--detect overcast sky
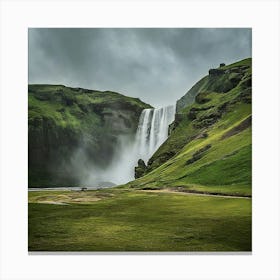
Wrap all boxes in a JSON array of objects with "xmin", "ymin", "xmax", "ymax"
[{"xmin": 29, "ymin": 28, "xmax": 251, "ymax": 107}]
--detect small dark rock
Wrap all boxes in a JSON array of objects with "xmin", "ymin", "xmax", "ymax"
[
  {"xmin": 240, "ymin": 76, "xmax": 252, "ymax": 89},
  {"xmin": 209, "ymin": 68, "xmax": 225, "ymax": 76},
  {"xmin": 168, "ymin": 122, "xmax": 175, "ymax": 135},
  {"xmin": 195, "ymin": 92, "xmax": 211, "ymax": 104},
  {"xmin": 138, "ymin": 159, "xmax": 146, "ymax": 168},
  {"xmin": 218, "ymin": 101, "xmax": 230, "ymax": 113},
  {"xmin": 220, "ymin": 116, "xmax": 252, "ymax": 140},
  {"xmin": 187, "ymin": 108, "xmax": 197, "ymax": 120},
  {"xmin": 195, "ymin": 132, "xmax": 208, "ymax": 139},
  {"xmin": 135, "ymin": 159, "xmax": 147, "ymax": 179},
  {"xmin": 186, "ymin": 144, "xmax": 212, "ymax": 165}
]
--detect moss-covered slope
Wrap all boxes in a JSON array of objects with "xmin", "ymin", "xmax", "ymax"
[
  {"xmin": 28, "ymin": 84, "xmax": 152, "ymax": 187},
  {"xmin": 127, "ymin": 58, "xmax": 252, "ymax": 196}
]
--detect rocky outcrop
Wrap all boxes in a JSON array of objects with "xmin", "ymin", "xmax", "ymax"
[
  {"xmin": 220, "ymin": 116, "xmax": 252, "ymax": 140},
  {"xmin": 135, "ymin": 159, "xmax": 147, "ymax": 179},
  {"xmin": 176, "ymin": 76, "xmax": 208, "ymax": 113},
  {"xmin": 186, "ymin": 144, "xmax": 212, "ymax": 165},
  {"xmin": 177, "ymin": 59, "xmax": 251, "ymax": 113},
  {"xmin": 195, "ymin": 92, "xmax": 211, "ymax": 104},
  {"xmin": 209, "ymin": 68, "xmax": 225, "ymax": 76}
]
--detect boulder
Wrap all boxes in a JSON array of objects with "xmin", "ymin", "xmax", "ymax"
[{"xmin": 135, "ymin": 159, "xmax": 147, "ymax": 179}]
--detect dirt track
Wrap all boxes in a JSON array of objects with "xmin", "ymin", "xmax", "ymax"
[{"xmin": 139, "ymin": 189, "xmax": 251, "ymax": 199}]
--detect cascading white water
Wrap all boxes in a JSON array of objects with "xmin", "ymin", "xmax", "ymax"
[
  {"xmin": 84, "ymin": 104, "xmax": 176, "ymax": 186},
  {"xmin": 135, "ymin": 105, "xmax": 176, "ymax": 163}
]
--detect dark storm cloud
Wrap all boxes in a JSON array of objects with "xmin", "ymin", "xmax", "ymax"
[{"xmin": 28, "ymin": 28, "xmax": 251, "ymax": 107}]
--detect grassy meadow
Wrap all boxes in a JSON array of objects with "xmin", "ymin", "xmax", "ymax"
[{"xmin": 28, "ymin": 189, "xmax": 251, "ymax": 252}]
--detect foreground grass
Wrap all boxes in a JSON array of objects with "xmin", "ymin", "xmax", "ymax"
[{"xmin": 29, "ymin": 190, "xmax": 251, "ymax": 252}]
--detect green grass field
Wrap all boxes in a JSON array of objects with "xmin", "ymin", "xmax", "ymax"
[{"xmin": 28, "ymin": 189, "xmax": 251, "ymax": 252}]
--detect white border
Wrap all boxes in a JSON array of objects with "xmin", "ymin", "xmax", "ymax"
[{"xmin": 1, "ymin": 0, "xmax": 280, "ymax": 279}]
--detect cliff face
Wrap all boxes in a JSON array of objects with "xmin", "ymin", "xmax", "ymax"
[
  {"xmin": 28, "ymin": 84, "xmax": 152, "ymax": 187},
  {"xmin": 176, "ymin": 59, "xmax": 250, "ymax": 112},
  {"xmin": 127, "ymin": 58, "xmax": 252, "ymax": 196}
]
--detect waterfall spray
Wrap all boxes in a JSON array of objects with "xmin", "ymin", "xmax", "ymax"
[{"xmin": 135, "ymin": 105, "xmax": 176, "ymax": 163}]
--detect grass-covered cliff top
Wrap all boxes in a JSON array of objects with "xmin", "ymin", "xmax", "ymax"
[{"xmin": 29, "ymin": 84, "xmax": 152, "ymax": 129}]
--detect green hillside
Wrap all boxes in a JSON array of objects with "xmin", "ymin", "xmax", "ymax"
[
  {"xmin": 128, "ymin": 58, "xmax": 252, "ymax": 196},
  {"xmin": 28, "ymin": 85, "xmax": 152, "ymax": 187}
]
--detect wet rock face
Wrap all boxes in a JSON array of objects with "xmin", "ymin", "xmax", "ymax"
[{"xmin": 103, "ymin": 110, "xmax": 134, "ymax": 133}]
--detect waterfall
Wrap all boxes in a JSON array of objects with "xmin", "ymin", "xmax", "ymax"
[
  {"xmin": 85, "ymin": 104, "xmax": 175, "ymax": 186},
  {"xmin": 135, "ymin": 105, "xmax": 176, "ymax": 163}
]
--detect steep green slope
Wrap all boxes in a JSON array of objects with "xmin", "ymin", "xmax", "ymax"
[
  {"xmin": 127, "ymin": 58, "xmax": 252, "ymax": 196},
  {"xmin": 28, "ymin": 84, "xmax": 152, "ymax": 187}
]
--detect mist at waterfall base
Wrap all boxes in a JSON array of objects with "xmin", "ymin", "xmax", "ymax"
[{"xmin": 76, "ymin": 105, "xmax": 176, "ymax": 187}]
